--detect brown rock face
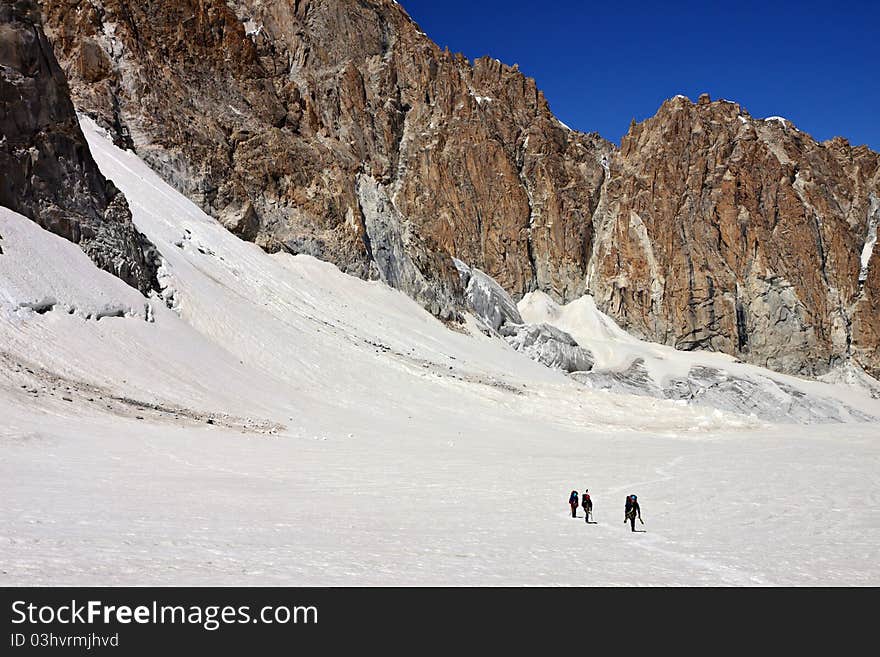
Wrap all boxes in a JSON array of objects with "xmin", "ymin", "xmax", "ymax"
[
  {"xmin": 40, "ymin": 0, "xmax": 611, "ymax": 319},
  {"xmin": 588, "ymin": 96, "xmax": 880, "ymax": 376},
  {"xmin": 0, "ymin": 0, "xmax": 158, "ymax": 295},
  {"xmin": 37, "ymin": 2, "xmax": 880, "ymax": 378}
]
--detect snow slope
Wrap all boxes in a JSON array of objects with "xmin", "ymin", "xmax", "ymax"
[
  {"xmin": 0, "ymin": 119, "xmax": 878, "ymax": 585},
  {"xmin": 519, "ymin": 291, "xmax": 880, "ymax": 422}
]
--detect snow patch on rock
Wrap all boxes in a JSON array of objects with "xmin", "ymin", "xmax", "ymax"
[
  {"xmin": 763, "ymin": 116, "xmax": 789, "ymax": 127},
  {"xmin": 859, "ymin": 193, "xmax": 879, "ymax": 283}
]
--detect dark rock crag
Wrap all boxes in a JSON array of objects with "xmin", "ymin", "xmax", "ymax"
[{"xmin": 0, "ymin": 0, "xmax": 158, "ymax": 294}]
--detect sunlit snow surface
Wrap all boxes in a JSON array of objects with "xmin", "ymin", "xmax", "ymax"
[
  {"xmin": 0, "ymin": 119, "xmax": 878, "ymax": 585},
  {"xmin": 518, "ymin": 292, "xmax": 880, "ymax": 422}
]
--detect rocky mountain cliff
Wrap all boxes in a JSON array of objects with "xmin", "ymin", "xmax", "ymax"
[
  {"xmin": 39, "ymin": 0, "xmax": 611, "ymax": 321},
  {"xmin": 20, "ymin": 0, "xmax": 880, "ymax": 377},
  {"xmin": 0, "ymin": 0, "xmax": 158, "ymax": 294},
  {"xmin": 590, "ymin": 95, "xmax": 880, "ymax": 377}
]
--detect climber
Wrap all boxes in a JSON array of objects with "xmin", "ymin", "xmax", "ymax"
[
  {"xmin": 582, "ymin": 489, "xmax": 593, "ymax": 522},
  {"xmin": 568, "ymin": 490, "xmax": 579, "ymax": 518},
  {"xmin": 624, "ymin": 494, "xmax": 643, "ymax": 532}
]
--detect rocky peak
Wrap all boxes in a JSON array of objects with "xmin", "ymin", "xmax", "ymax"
[{"xmin": 591, "ymin": 93, "xmax": 880, "ymax": 376}]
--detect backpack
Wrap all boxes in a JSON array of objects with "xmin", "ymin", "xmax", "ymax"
[{"xmin": 569, "ymin": 491, "xmax": 578, "ymax": 505}]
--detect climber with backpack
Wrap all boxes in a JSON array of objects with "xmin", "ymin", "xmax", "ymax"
[
  {"xmin": 582, "ymin": 489, "xmax": 593, "ymax": 523},
  {"xmin": 624, "ymin": 494, "xmax": 643, "ymax": 532},
  {"xmin": 568, "ymin": 490, "xmax": 579, "ymax": 518}
]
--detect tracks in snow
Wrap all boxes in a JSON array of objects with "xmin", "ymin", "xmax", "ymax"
[{"xmin": 573, "ymin": 454, "xmax": 775, "ymax": 585}]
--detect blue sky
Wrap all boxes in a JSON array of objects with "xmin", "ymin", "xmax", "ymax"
[{"xmin": 401, "ymin": 0, "xmax": 879, "ymax": 150}]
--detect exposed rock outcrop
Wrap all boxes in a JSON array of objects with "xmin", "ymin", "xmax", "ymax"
[
  {"xmin": 40, "ymin": 0, "xmax": 610, "ymax": 312},
  {"xmin": 357, "ymin": 174, "xmax": 461, "ymax": 320},
  {"xmin": 453, "ymin": 258, "xmax": 522, "ymax": 331},
  {"xmin": 0, "ymin": 0, "xmax": 158, "ymax": 294},
  {"xmin": 588, "ymin": 95, "xmax": 880, "ymax": 377},
  {"xmin": 453, "ymin": 258, "xmax": 593, "ymax": 372}
]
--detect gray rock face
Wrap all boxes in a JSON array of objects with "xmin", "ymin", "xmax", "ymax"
[
  {"xmin": 356, "ymin": 174, "xmax": 462, "ymax": 321},
  {"xmin": 499, "ymin": 322, "xmax": 594, "ymax": 373},
  {"xmin": 453, "ymin": 258, "xmax": 522, "ymax": 331},
  {"xmin": 741, "ymin": 274, "xmax": 821, "ymax": 374},
  {"xmin": 0, "ymin": 1, "xmax": 158, "ymax": 295},
  {"xmin": 453, "ymin": 258, "xmax": 593, "ymax": 372}
]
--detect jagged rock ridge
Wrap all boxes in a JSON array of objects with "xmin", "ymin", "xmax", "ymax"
[
  {"xmin": 39, "ymin": 0, "xmax": 611, "ymax": 320},
  {"xmin": 34, "ymin": 1, "xmax": 880, "ymax": 378},
  {"xmin": 589, "ymin": 94, "xmax": 880, "ymax": 377}
]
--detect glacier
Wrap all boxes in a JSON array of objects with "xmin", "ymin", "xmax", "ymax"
[{"xmin": 0, "ymin": 118, "xmax": 878, "ymax": 585}]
